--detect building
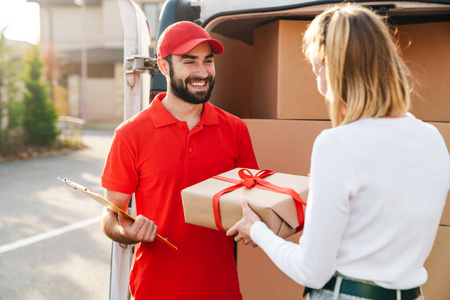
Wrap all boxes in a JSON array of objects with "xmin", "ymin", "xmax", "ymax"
[{"xmin": 30, "ymin": 0, "xmax": 164, "ymax": 125}]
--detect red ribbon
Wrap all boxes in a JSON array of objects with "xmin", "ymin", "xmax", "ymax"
[{"xmin": 212, "ymin": 169, "xmax": 307, "ymax": 233}]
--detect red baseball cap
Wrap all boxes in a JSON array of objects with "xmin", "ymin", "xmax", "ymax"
[{"xmin": 157, "ymin": 21, "xmax": 224, "ymax": 59}]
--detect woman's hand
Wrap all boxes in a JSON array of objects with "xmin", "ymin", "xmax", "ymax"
[{"xmin": 227, "ymin": 196, "xmax": 261, "ymax": 247}]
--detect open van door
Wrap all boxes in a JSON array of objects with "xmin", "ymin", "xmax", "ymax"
[{"xmin": 110, "ymin": 1, "xmax": 159, "ymax": 299}]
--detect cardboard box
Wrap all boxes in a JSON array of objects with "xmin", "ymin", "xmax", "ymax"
[
  {"xmin": 399, "ymin": 22, "xmax": 450, "ymax": 122},
  {"xmin": 239, "ymin": 225, "xmax": 450, "ymax": 300},
  {"xmin": 429, "ymin": 122, "xmax": 450, "ymax": 153},
  {"xmin": 245, "ymin": 119, "xmax": 450, "ymax": 225},
  {"xmin": 244, "ymin": 119, "xmax": 331, "ymax": 175},
  {"xmin": 252, "ymin": 20, "xmax": 329, "ymax": 120},
  {"xmin": 440, "ymin": 199, "xmax": 450, "ymax": 227},
  {"xmin": 423, "ymin": 225, "xmax": 450, "ymax": 299},
  {"xmin": 210, "ymin": 32, "xmax": 254, "ymax": 119},
  {"xmin": 239, "ymin": 119, "xmax": 450, "ymax": 300},
  {"xmin": 250, "ymin": 20, "xmax": 450, "ymax": 121},
  {"xmin": 212, "ymin": 21, "xmax": 449, "ymax": 123},
  {"xmin": 181, "ymin": 168, "xmax": 308, "ymax": 238},
  {"xmin": 427, "ymin": 122, "xmax": 450, "ymax": 226},
  {"xmin": 238, "ymin": 231, "xmax": 306, "ymax": 300}
]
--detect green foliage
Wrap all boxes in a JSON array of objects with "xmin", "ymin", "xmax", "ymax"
[
  {"xmin": 0, "ymin": 29, "xmax": 24, "ymax": 154},
  {"xmin": 22, "ymin": 44, "xmax": 59, "ymax": 146}
]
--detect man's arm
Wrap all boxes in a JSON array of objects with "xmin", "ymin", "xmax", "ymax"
[{"xmin": 101, "ymin": 189, "xmax": 158, "ymax": 244}]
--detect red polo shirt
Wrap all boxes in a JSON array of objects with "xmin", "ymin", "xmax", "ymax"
[{"xmin": 102, "ymin": 93, "xmax": 258, "ymax": 300}]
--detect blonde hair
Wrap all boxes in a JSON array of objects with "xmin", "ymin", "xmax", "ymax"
[{"xmin": 303, "ymin": 4, "xmax": 410, "ymax": 127}]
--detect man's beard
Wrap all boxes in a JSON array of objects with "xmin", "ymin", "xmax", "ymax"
[{"xmin": 169, "ymin": 70, "xmax": 215, "ymax": 105}]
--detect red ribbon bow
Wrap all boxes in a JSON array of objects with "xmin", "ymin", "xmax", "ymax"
[{"xmin": 212, "ymin": 169, "xmax": 307, "ymax": 233}]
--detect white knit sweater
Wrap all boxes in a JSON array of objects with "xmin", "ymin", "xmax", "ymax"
[{"xmin": 251, "ymin": 114, "xmax": 450, "ymax": 290}]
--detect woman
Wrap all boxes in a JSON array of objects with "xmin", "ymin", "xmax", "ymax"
[{"xmin": 227, "ymin": 4, "xmax": 449, "ymax": 300}]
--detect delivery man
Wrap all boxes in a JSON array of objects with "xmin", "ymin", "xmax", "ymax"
[{"xmin": 101, "ymin": 21, "xmax": 258, "ymax": 300}]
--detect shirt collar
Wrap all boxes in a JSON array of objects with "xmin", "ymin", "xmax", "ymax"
[{"xmin": 150, "ymin": 93, "xmax": 219, "ymax": 128}]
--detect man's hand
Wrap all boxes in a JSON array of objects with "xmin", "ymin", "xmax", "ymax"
[
  {"xmin": 102, "ymin": 201, "xmax": 158, "ymax": 245},
  {"xmin": 101, "ymin": 189, "xmax": 158, "ymax": 244},
  {"xmin": 226, "ymin": 196, "xmax": 261, "ymax": 247},
  {"xmin": 116, "ymin": 211, "xmax": 158, "ymax": 244}
]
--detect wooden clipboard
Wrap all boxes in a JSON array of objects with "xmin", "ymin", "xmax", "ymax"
[{"xmin": 58, "ymin": 177, "xmax": 177, "ymax": 250}]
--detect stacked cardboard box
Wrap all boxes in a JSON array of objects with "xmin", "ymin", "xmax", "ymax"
[
  {"xmin": 244, "ymin": 119, "xmax": 331, "ymax": 175},
  {"xmin": 399, "ymin": 22, "xmax": 450, "ymax": 122},
  {"xmin": 210, "ymin": 32, "xmax": 254, "ymax": 119},
  {"xmin": 423, "ymin": 226, "xmax": 450, "ymax": 299},
  {"xmin": 241, "ymin": 118, "xmax": 327, "ymax": 300},
  {"xmin": 252, "ymin": 20, "xmax": 329, "ymax": 120},
  {"xmin": 425, "ymin": 121, "xmax": 450, "ymax": 299},
  {"xmin": 211, "ymin": 18, "xmax": 449, "ymax": 300},
  {"xmin": 237, "ymin": 231, "xmax": 306, "ymax": 300},
  {"xmin": 429, "ymin": 122, "xmax": 450, "ymax": 226}
]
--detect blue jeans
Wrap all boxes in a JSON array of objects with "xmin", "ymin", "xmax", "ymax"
[{"xmin": 307, "ymin": 288, "xmax": 425, "ymax": 300}]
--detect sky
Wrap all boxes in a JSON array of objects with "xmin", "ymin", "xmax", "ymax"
[{"xmin": 0, "ymin": 0, "xmax": 40, "ymax": 44}]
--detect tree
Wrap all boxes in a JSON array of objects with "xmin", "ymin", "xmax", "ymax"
[
  {"xmin": 0, "ymin": 29, "xmax": 24, "ymax": 155},
  {"xmin": 22, "ymin": 44, "xmax": 59, "ymax": 146}
]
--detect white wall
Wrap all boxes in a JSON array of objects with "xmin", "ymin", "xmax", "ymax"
[
  {"xmin": 102, "ymin": 0, "xmax": 124, "ymax": 49},
  {"xmin": 41, "ymin": 6, "xmax": 102, "ymax": 51},
  {"xmin": 86, "ymin": 78, "xmax": 115, "ymax": 122},
  {"xmin": 40, "ymin": 1, "xmax": 124, "ymax": 51}
]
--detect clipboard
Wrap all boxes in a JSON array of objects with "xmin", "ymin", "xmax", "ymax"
[{"xmin": 58, "ymin": 177, "xmax": 177, "ymax": 250}]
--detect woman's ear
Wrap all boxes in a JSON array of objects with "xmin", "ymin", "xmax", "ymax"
[
  {"xmin": 157, "ymin": 57, "xmax": 169, "ymax": 75},
  {"xmin": 340, "ymin": 101, "xmax": 348, "ymax": 118}
]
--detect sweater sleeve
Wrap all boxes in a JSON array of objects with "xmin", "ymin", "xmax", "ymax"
[{"xmin": 250, "ymin": 130, "xmax": 355, "ymax": 289}]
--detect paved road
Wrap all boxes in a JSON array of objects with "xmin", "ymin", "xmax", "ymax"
[{"xmin": 0, "ymin": 129, "xmax": 116, "ymax": 300}]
